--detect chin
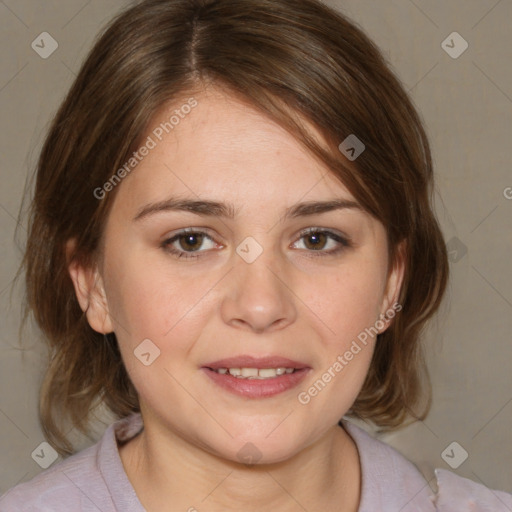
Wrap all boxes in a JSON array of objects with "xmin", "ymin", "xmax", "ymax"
[{"xmin": 205, "ymin": 427, "xmax": 309, "ymax": 466}]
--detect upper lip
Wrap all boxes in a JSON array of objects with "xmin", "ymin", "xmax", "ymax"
[{"xmin": 203, "ymin": 356, "xmax": 310, "ymax": 370}]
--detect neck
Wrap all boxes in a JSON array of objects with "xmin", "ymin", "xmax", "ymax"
[{"xmin": 119, "ymin": 417, "xmax": 361, "ymax": 512}]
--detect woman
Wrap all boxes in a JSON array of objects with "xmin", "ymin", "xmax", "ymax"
[{"xmin": 1, "ymin": 0, "xmax": 511, "ymax": 510}]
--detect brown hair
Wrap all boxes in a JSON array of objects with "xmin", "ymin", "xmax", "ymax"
[{"xmin": 18, "ymin": 0, "xmax": 448, "ymax": 456}]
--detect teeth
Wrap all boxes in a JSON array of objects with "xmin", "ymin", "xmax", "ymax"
[
  {"xmin": 215, "ymin": 367, "xmax": 297, "ymax": 379},
  {"xmin": 260, "ymin": 368, "xmax": 283, "ymax": 378},
  {"xmin": 241, "ymin": 368, "xmax": 259, "ymax": 377}
]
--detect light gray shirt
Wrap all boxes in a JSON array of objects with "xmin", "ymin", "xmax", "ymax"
[{"xmin": 1, "ymin": 412, "xmax": 511, "ymax": 511}]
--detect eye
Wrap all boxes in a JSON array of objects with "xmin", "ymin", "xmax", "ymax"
[
  {"xmin": 291, "ymin": 228, "xmax": 351, "ymax": 257},
  {"xmin": 161, "ymin": 228, "xmax": 220, "ymax": 259},
  {"xmin": 161, "ymin": 227, "xmax": 351, "ymax": 260}
]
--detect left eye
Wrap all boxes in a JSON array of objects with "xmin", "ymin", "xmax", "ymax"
[{"xmin": 291, "ymin": 229, "xmax": 349, "ymax": 254}]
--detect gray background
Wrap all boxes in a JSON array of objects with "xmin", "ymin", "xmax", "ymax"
[{"xmin": 1, "ymin": 0, "xmax": 511, "ymax": 497}]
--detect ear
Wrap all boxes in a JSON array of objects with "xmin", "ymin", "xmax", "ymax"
[
  {"xmin": 378, "ymin": 240, "xmax": 406, "ymax": 332},
  {"xmin": 66, "ymin": 239, "xmax": 114, "ymax": 334}
]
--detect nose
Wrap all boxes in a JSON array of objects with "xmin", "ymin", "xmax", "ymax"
[{"xmin": 220, "ymin": 247, "xmax": 297, "ymax": 334}]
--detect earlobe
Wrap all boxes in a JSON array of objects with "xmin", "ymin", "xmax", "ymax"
[{"xmin": 66, "ymin": 239, "xmax": 113, "ymax": 334}]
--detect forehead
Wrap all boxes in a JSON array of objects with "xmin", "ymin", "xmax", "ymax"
[{"xmin": 111, "ymin": 87, "xmax": 356, "ymax": 211}]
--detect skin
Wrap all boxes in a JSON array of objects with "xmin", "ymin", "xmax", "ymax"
[{"xmin": 68, "ymin": 85, "xmax": 405, "ymax": 512}]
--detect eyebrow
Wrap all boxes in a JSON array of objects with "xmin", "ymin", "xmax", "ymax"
[{"xmin": 132, "ymin": 197, "xmax": 363, "ymax": 222}]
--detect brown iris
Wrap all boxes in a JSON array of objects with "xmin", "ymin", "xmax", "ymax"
[
  {"xmin": 303, "ymin": 232, "xmax": 327, "ymax": 250},
  {"xmin": 178, "ymin": 233, "xmax": 204, "ymax": 251}
]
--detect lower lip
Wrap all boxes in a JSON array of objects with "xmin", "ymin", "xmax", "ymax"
[{"xmin": 202, "ymin": 368, "xmax": 310, "ymax": 398}]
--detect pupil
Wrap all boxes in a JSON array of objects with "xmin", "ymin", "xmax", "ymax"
[
  {"xmin": 181, "ymin": 233, "xmax": 203, "ymax": 251},
  {"xmin": 307, "ymin": 232, "xmax": 325, "ymax": 250}
]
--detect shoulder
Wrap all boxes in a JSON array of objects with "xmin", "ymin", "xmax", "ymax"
[
  {"xmin": 0, "ymin": 442, "xmax": 104, "ymax": 511},
  {"xmin": 0, "ymin": 414, "xmax": 143, "ymax": 512},
  {"xmin": 341, "ymin": 419, "xmax": 512, "ymax": 512},
  {"xmin": 341, "ymin": 418, "xmax": 436, "ymax": 511},
  {"xmin": 433, "ymin": 468, "xmax": 512, "ymax": 511}
]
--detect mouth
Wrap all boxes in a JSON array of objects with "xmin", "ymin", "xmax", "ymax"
[
  {"xmin": 201, "ymin": 356, "xmax": 311, "ymax": 398},
  {"xmin": 210, "ymin": 367, "xmax": 298, "ymax": 379}
]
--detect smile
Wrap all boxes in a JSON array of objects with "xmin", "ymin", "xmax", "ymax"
[
  {"xmin": 213, "ymin": 367, "xmax": 296, "ymax": 379},
  {"xmin": 202, "ymin": 366, "xmax": 310, "ymax": 398}
]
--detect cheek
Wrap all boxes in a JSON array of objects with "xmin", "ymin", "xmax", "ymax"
[
  {"xmin": 294, "ymin": 266, "xmax": 383, "ymax": 422},
  {"xmin": 103, "ymin": 252, "xmax": 223, "ymax": 390},
  {"xmin": 303, "ymin": 260, "xmax": 386, "ymax": 347},
  {"xmin": 104, "ymin": 251, "xmax": 206, "ymax": 337},
  {"xmin": 104, "ymin": 256, "xmax": 212, "ymax": 397}
]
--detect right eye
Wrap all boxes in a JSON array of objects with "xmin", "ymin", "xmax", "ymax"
[{"xmin": 161, "ymin": 228, "xmax": 221, "ymax": 259}]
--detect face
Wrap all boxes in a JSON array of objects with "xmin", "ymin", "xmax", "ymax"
[{"xmin": 70, "ymin": 86, "xmax": 404, "ymax": 464}]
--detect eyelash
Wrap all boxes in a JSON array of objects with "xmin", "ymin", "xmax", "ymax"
[{"xmin": 160, "ymin": 227, "xmax": 352, "ymax": 260}]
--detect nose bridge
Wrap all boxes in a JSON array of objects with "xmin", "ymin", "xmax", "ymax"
[
  {"xmin": 237, "ymin": 241, "xmax": 280, "ymax": 291},
  {"xmin": 220, "ymin": 235, "xmax": 297, "ymax": 332}
]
